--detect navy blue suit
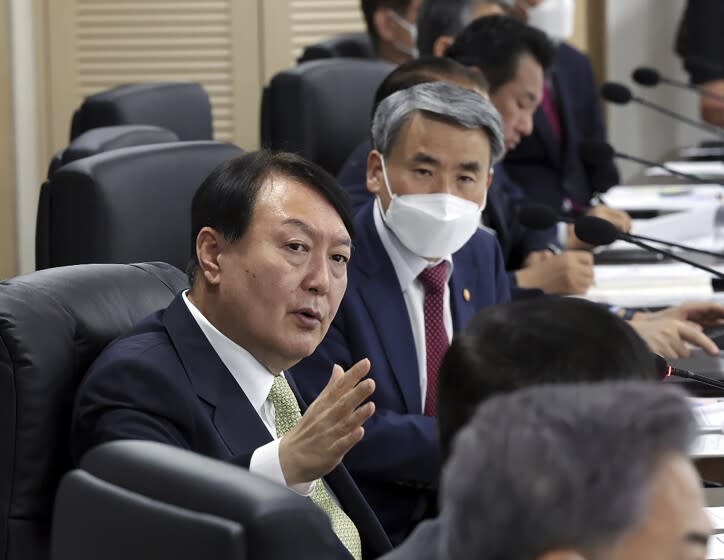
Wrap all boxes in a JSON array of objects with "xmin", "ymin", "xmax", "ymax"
[
  {"xmin": 71, "ymin": 295, "xmax": 392, "ymax": 560},
  {"xmin": 503, "ymin": 43, "xmax": 619, "ymax": 211},
  {"xmin": 336, "ymin": 139, "xmax": 556, "ymax": 271},
  {"xmin": 290, "ymin": 202, "xmax": 510, "ymax": 544}
]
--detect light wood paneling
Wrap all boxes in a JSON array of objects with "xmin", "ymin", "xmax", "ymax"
[
  {"xmin": 44, "ymin": 0, "xmax": 260, "ymax": 153},
  {"xmin": 0, "ymin": 0, "xmax": 17, "ymax": 279},
  {"xmin": 261, "ymin": 0, "xmax": 365, "ymax": 82}
]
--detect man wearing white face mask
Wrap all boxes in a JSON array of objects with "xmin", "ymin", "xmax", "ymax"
[
  {"xmin": 502, "ymin": 0, "xmax": 630, "ymax": 238},
  {"xmin": 291, "ymin": 81, "xmax": 509, "ymax": 545},
  {"xmin": 361, "ymin": 0, "xmax": 422, "ymax": 64}
]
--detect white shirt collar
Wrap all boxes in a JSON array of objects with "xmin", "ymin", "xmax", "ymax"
[
  {"xmin": 373, "ymin": 197, "xmax": 453, "ymax": 292},
  {"xmin": 182, "ymin": 290, "xmax": 277, "ymax": 414}
]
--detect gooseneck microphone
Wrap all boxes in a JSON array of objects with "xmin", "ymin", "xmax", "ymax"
[
  {"xmin": 601, "ymin": 81, "xmax": 724, "ymax": 139},
  {"xmin": 655, "ymin": 354, "xmax": 724, "ymax": 391},
  {"xmin": 579, "ymin": 140, "xmax": 724, "ymax": 186},
  {"xmin": 518, "ymin": 199, "xmax": 724, "ymax": 259},
  {"xmin": 574, "ymin": 215, "xmax": 724, "ymax": 279},
  {"xmin": 632, "ymin": 66, "xmax": 724, "ymax": 103}
]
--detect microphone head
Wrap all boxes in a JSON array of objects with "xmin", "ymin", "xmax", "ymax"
[
  {"xmin": 601, "ymin": 82, "xmax": 633, "ymax": 104},
  {"xmin": 654, "ymin": 354, "xmax": 670, "ymax": 380},
  {"xmin": 573, "ymin": 215, "xmax": 620, "ymax": 246},
  {"xmin": 632, "ymin": 67, "xmax": 660, "ymax": 87},
  {"xmin": 579, "ymin": 140, "xmax": 615, "ymax": 164},
  {"xmin": 518, "ymin": 204, "xmax": 560, "ymax": 230}
]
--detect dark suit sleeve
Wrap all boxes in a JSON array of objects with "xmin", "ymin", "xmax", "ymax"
[
  {"xmin": 577, "ymin": 53, "xmax": 620, "ymax": 192},
  {"xmin": 291, "ymin": 322, "xmax": 441, "ymax": 488},
  {"xmin": 676, "ymin": 0, "xmax": 724, "ymax": 84},
  {"xmin": 72, "ymin": 344, "xmax": 255, "ymax": 468}
]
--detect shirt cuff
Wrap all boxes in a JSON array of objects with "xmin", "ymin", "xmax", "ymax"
[
  {"xmin": 557, "ymin": 221, "xmax": 568, "ymax": 246},
  {"xmin": 249, "ymin": 439, "xmax": 315, "ymax": 496}
]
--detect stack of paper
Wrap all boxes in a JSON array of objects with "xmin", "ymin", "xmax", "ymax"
[
  {"xmin": 646, "ymin": 161, "xmax": 724, "ymax": 178},
  {"xmin": 585, "ymin": 263, "xmax": 719, "ymax": 307},
  {"xmin": 692, "ymin": 399, "xmax": 724, "ymax": 433},
  {"xmin": 601, "ymin": 184, "xmax": 724, "ymax": 212},
  {"xmin": 707, "ymin": 507, "xmax": 724, "ymax": 535}
]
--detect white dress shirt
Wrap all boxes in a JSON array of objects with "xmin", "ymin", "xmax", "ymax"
[
  {"xmin": 373, "ymin": 200, "xmax": 454, "ymax": 410},
  {"xmin": 182, "ymin": 290, "xmax": 315, "ymax": 496}
]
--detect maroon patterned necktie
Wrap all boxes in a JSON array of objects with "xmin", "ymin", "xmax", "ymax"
[
  {"xmin": 541, "ymin": 81, "xmax": 562, "ymax": 141},
  {"xmin": 418, "ymin": 262, "xmax": 449, "ymax": 416}
]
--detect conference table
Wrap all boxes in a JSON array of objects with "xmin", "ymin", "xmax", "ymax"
[{"xmin": 586, "ymin": 148, "xmax": 724, "ymax": 501}]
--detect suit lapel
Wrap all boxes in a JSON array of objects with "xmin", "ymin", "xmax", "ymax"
[
  {"xmin": 354, "ymin": 205, "xmax": 421, "ymax": 414},
  {"xmin": 450, "ymin": 249, "xmax": 479, "ymax": 333},
  {"xmin": 163, "ymin": 295, "xmax": 272, "ymax": 456}
]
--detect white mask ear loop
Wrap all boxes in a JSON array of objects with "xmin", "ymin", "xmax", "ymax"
[
  {"xmin": 388, "ymin": 10, "xmax": 419, "ymax": 58},
  {"xmin": 379, "ymin": 153, "xmax": 395, "ymax": 200}
]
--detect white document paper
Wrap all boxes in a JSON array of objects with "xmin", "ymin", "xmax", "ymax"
[
  {"xmin": 707, "ymin": 507, "xmax": 724, "ymax": 534},
  {"xmin": 708, "ymin": 533, "xmax": 724, "ymax": 559},
  {"xmin": 647, "ymin": 161, "xmax": 724, "ymax": 178},
  {"xmin": 691, "ymin": 433, "xmax": 724, "ymax": 458},
  {"xmin": 584, "ymin": 263, "xmax": 721, "ymax": 307},
  {"xmin": 692, "ymin": 400, "xmax": 724, "ymax": 433},
  {"xmin": 601, "ymin": 184, "xmax": 724, "ymax": 212}
]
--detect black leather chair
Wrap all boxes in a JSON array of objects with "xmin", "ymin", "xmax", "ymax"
[
  {"xmin": 47, "ymin": 124, "xmax": 179, "ymax": 178},
  {"xmin": 36, "ymin": 141, "xmax": 242, "ymax": 271},
  {"xmin": 261, "ymin": 59, "xmax": 393, "ymax": 176},
  {"xmin": 70, "ymin": 82, "xmax": 213, "ymax": 141},
  {"xmin": 51, "ymin": 441, "xmax": 338, "ymax": 560},
  {"xmin": 297, "ymin": 32, "xmax": 375, "ymax": 63},
  {"xmin": 39, "ymin": 125, "xmax": 181, "ymax": 268},
  {"xmin": 0, "ymin": 262, "xmax": 188, "ymax": 560}
]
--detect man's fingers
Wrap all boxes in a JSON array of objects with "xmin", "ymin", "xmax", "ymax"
[
  {"xmin": 331, "ymin": 378, "xmax": 376, "ymax": 420},
  {"xmin": 334, "ymin": 358, "xmax": 371, "ymax": 391},
  {"xmin": 678, "ymin": 322, "xmax": 718, "ymax": 356}
]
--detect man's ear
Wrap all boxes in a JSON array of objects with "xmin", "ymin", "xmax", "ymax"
[
  {"xmin": 433, "ymin": 35, "xmax": 454, "ymax": 57},
  {"xmin": 367, "ymin": 149, "xmax": 385, "ymax": 195},
  {"xmin": 196, "ymin": 227, "xmax": 224, "ymax": 286},
  {"xmin": 373, "ymin": 8, "xmax": 396, "ymax": 42}
]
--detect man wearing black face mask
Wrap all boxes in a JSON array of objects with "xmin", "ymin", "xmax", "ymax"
[{"xmin": 291, "ymin": 81, "xmax": 509, "ymax": 545}]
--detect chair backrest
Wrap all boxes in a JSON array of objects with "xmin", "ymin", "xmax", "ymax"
[
  {"xmin": 261, "ymin": 59, "xmax": 392, "ymax": 176},
  {"xmin": 51, "ymin": 440, "xmax": 339, "ymax": 560},
  {"xmin": 0, "ymin": 262, "xmax": 188, "ymax": 560},
  {"xmin": 37, "ymin": 141, "xmax": 242, "ymax": 271},
  {"xmin": 48, "ymin": 124, "xmax": 179, "ymax": 178},
  {"xmin": 39, "ymin": 125, "xmax": 181, "ymax": 269},
  {"xmin": 52, "ymin": 470, "xmax": 246, "ymax": 560},
  {"xmin": 70, "ymin": 82, "xmax": 213, "ymax": 141},
  {"xmin": 297, "ymin": 32, "xmax": 375, "ymax": 63}
]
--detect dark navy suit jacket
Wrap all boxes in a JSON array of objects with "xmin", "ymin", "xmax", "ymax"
[
  {"xmin": 503, "ymin": 43, "xmax": 619, "ymax": 211},
  {"xmin": 71, "ymin": 294, "xmax": 392, "ymax": 560},
  {"xmin": 336, "ymin": 139, "xmax": 556, "ymax": 271},
  {"xmin": 290, "ymin": 202, "xmax": 510, "ymax": 544}
]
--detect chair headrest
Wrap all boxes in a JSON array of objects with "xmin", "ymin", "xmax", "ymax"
[
  {"xmin": 45, "ymin": 141, "xmax": 242, "ymax": 270},
  {"xmin": 70, "ymin": 82, "xmax": 213, "ymax": 141},
  {"xmin": 80, "ymin": 440, "xmax": 339, "ymax": 559},
  {"xmin": 262, "ymin": 59, "xmax": 393, "ymax": 175},
  {"xmin": 0, "ymin": 262, "xmax": 188, "ymax": 559},
  {"xmin": 61, "ymin": 125, "xmax": 179, "ymax": 167},
  {"xmin": 52, "ymin": 469, "xmax": 245, "ymax": 560}
]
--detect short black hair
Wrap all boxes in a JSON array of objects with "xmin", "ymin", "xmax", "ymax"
[
  {"xmin": 372, "ymin": 56, "xmax": 489, "ymax": 115},
  {"xmin": 187, "ymin": 150, "xmax": 355, "ymax": 284},
  {"xmin": 361, "ymin": 0, "xmax": 415, "ymax": 49},
  {"xmin": 437, "ymin": 297, "xmax": 657, "ymax": 460},
  {"xmin": 445, "ymin": 15, "xmax": 555, "ymax": 93}
]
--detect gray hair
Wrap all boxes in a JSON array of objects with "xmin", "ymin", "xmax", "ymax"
[
  {"xmin": 371, "ymin": 81, "xmax": 505, "ymax": 166},
  {"xmin": 439, "ymin": 381, "xmax": 696, "ymax": 560}
]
